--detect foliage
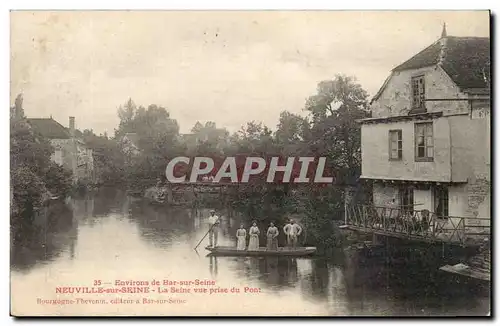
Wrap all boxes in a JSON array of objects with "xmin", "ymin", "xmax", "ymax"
[
  {"xmin": 43, "ymin": 162, "xmax": 73, "ymax": 197},
  {"xmin": 114, "ymin": 100, "xmax": 184, "ymax": 188},
  {"xmin": 304, "ymin": 75, "xmax": 370, "ymax": 184},
  {"xmin": 11, "ymin": 165, "xmax": 47, "ymax": 214},
  {"xmin": 10, "ymin": 117, "xmax": 53, "ymax": 177},
  {"xmin": 301, "ymin": 186, "xmax": 345, "ymax": 254},
  {"xmin": 10, "ymin": 94, "xmax": 73, "ymax": 218}
]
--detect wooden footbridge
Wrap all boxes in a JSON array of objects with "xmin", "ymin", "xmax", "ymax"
[
  {"xmin": 140, "ymin": 181, "xmax": 245, "ymax": 206},
  {"xmin": 341, "ymin": 205, "xmax": 490, "ymax": 248},
  {"xmin": 169, "ymin": 181, "xmax": 241, "ymax": 194}
]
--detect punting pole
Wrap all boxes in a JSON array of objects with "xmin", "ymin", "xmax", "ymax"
[{"xmin": 193, "ymin": 216, "xmax": 222, "ymax": 251}]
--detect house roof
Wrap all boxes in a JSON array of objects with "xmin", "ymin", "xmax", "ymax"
[
  {"xmin": 439, "ymin": 37, "xmax": 490, "ymax": 89},
  {"xmin": 179, "ymin": 133, "xmax": 197, "ymax": 142},
  {"xmin": 392, "ymin": 39, "xmax": 443, "ymax": 72},
  {"xmin": 27, "ymin": 118, "xmax": 71, "ymax": 139},
  {"xmin": 372, "ymin": 36, "xmax": 490, "ymax": 102},
  {"xmin": 122, "ymin": 132, "xmax": 140, "ymax": 147}
]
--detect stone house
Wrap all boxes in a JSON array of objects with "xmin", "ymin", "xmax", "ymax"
[
  {"xmin": 27, "ymin": 116, "xmax": 95, "ymax": 183},
  {"xmin": 359, "ymin": 28, "xmax": 490, "ymax": 226}
]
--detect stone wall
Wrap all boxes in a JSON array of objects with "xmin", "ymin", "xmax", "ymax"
[
  {"xmin": 467, "ymin": 177, "xmax": 490, "ymax": 225},
  {"xmin": 373, "ymin": 183, "xmax": 399, "ymax": 208},
  {"xmin": 372, "ymin": 65, "xmax": 469, "ymax": 118}
]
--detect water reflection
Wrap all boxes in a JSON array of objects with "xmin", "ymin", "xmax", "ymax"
[
  {"xmin": 10, "ymin": 190, "xmax": 490, "ymax": 316},
  {"xmin": 228, "ymin": 256, "xmax": 312, "ymax": 292},
  {"xmin": 129, "ymin": 203, "xmax": 198, "ymax": 248},
  {"xmin": 11, "ymin": 200, "xmax": 77, "ymax": 272},
  {"xmin": 209, "ymin": 256, "xmax": 218, "ymax": 277}
]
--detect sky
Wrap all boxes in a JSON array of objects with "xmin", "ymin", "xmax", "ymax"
[{"xmin": 10, "ymin": 11, "xmax": 490, "ymax": 135}]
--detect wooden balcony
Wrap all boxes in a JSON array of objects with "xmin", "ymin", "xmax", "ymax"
[{"xmin": 342, "ymin": 205, "xmax": 490, "ymax": 247}]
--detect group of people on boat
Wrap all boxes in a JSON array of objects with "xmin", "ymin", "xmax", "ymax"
[
  {"xmin": 206, "ymin": 209, "xmax": 303, "ymax": 251},
  {"xmin": 236, "ymin": 219, "xmax": 303, "ymax": 251}
]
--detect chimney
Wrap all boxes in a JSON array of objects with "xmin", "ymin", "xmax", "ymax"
[{"xmin": 69, "ymin": 116, "xmax": 75, "ymax": 137}]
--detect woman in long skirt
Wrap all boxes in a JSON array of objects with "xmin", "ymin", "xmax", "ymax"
[
  {"xmin": 248, "ymin": 221, "xmax": 260, "ymax": 251},
  {"xmin": 266, "ymin": 222, "xmax": 279, "ymax": 251},
  {"xmin": 236, "ymin": 224, "xmax": 247, "ymax": 250}
]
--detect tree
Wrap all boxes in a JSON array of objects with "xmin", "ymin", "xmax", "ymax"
[
  {"xmin": 11, "ymin": 165, "xmax": 47, "ymax": 215},
  {"xmin": 290, "ymin": 75, "xmax": 371, "ymax": 252},
  {"xmin": 10, "ymin": 118, "xmax": 53, "ymax": 177},
  {"xmin": 114, "ymin": 100, "xmax": 184, "ymax": 188},
  {"xmin": 304, "ymin": 75, "xmax": 370, "ymax": 184},
  {"xmin": 43, "ymin": 162, "xmax": 73, "ymax": 197},
  {"xmin": 117, "ymin": 98, "xmax": 136, "ymax": 126},
  {"xmin": 11, "ymin": 94, "xmax": 24, "ymax": 120},
  {"xmin": 305, "ymin": 75, "xmax": 368, "ymax": 121},
  {"xmin": 231, "ymin": 121, "xmax": 276, "ymax": 156},
  {"xmin": 275, "ymin": 111, "xmax": 310, "ymax": 155}
]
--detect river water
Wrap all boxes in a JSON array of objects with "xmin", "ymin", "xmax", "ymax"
[{"xmin": 10, "ymin": 188, "xmax": 490, "ymax": 316}]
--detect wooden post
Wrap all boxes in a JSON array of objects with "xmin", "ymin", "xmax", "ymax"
[
  {"xmin": 344, "ymin": 187, "xmax": 350, "ymax": 225},
  {"xmin": 344, "ymin": 200, "xmax": 348, "ymax": 225},
  {"xmin": 382, "ymin": 207, "xmax": 386, "ymax": 230}
]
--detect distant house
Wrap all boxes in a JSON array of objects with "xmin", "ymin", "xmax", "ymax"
[
  {"xmin": 178, "ymin": 133, "xmax": 199, "ymax": 153},
  {"xmin": 27, "ymin": 116, "xmax": 95, "ymax": 183},
  {"xmin": 359, "ymin": 27, "xmax": 490, "ymax": 225},
  {"xmin": 119, "ymin": 132, "xmax": 141, "ymax": 156},
  {"xmin": 179, "ymin": 130, "xmax": 229, "ymax": 154}
]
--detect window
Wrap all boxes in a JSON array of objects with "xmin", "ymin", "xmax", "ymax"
[
  {"xmin": 389, "ymin": 130, "xmax": 403, "ymax": 160},
  {"xmin": 52, "ymin": 149, "xmax": 63, "ymax": 166},
  {"xmin": 415, "ymin": 122, "xmax": 434, "ymax": 161},
  {"xmin": 411, "ymin": 75, "xmax": 426, "ymax": 111},
  {"xmin": 434, "ymin": 186, "xmax": 449, "ymax": 219},
  {"xmin": 399, "ymin": 187, "xmax": 414, "ymax": 214}
]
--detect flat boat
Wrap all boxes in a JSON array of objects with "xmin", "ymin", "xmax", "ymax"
[{"xmin": 205, "ymin": 246, "xmax": 316, "ymax": 257}]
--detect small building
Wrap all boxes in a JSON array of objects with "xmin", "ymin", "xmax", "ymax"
[
  {"xmin": 359, "ymin": 27, "xmax": 490, "ymax": 229},
  {"xmin": 179, "ymin": 131, "xmax": 230, "ymax": 155},
  {"xmin": 27, "ymin": 116, "xmax": 95, "ymax": 183},
  {"xmin": 178, "ymin": 133, "xmax": 199, "ymax": 153},
  {"xmin": 119, "ymin": 132, "xmax": 141, "ymax": 156}
]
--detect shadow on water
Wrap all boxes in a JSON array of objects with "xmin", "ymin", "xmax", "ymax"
[
  {"xmin": 228, "ymin": 256, "xmax": 301, "ymax": 291},
  {"xmin": 10, "ymin": 187, "xmax": 125, "ymax": 273},
  {"xmin": 340, "ymin": 245, "xmax": 490, "ymax": 316},
  {"xmin": 11, "ymin": 200, "xmax": 77, "ymax": 272},
  {"xmin": 208, "ymin": 242, "xmax": 489, "ymax": 316}
]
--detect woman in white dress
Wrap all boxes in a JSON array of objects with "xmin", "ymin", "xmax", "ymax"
[
  {"xmin": 236, "ymin": 224, "xmax": 247, "ymax": 250},
  {"xmin": 247, "ymin": 221, "xmax": 260, "ymax": 251}
]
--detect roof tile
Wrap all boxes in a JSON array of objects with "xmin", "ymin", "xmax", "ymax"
[
  {"xmin": 27, "ymin": 118, "xmax": 70, "ymax": 139},
  {"xmin": 393, "ymin": 36, "xmax": 490, "ymax": 90}
]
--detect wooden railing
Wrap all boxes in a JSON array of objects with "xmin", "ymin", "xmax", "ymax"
[{"xmin": 345, "ymin": 205, "xmax": 490, "ymax": 246}]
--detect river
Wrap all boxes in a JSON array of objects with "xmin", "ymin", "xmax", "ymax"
[{"xmin": 10, "ymin": 188, "xmax": 490, "ymax": 316}]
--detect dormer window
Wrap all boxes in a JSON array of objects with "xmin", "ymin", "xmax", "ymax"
[{"xmin": 411, "ymin": 75, "xmax": 426, "ymax": 112}]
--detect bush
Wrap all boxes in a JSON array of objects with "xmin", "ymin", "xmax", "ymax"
[
  {"xmin": 43, "ymin": 162, "xmax": 73, "ymax": 197},
  {"xmin": 11, "ymin": 165, "xmax": 47, "ymax": 214}
]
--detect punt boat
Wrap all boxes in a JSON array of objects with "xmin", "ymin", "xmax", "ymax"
[{"xmin": 205, "ymin": 246, "xmax": 316, "ymax": 257}]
